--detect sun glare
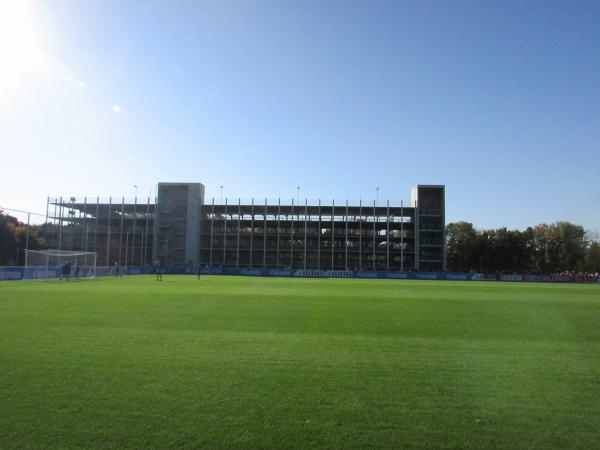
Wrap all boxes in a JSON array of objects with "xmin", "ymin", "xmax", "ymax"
[{"xmin": 0, "ymin": 0, "xmax": 49, "ymax": 103}]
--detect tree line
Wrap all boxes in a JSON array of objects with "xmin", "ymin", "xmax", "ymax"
[
  {"xmin": 0, "ymin": 211, "xmax": 45, "ymax": 265},
  {"xmin": 446, "ymin": 221, "xmax": 600, "ymax": 274}
]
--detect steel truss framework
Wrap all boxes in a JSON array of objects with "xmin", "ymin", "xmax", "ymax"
[
  {"xmin": 46, "ymin": 197, "xmax": 155, "ymax": 268},
  {"xmin": 201, "ymin": 198, "xmax": 444, "ymax": 272},
  {"xmin": 46, "ymin": 185, "xmax": 445, "ymax": 271}
]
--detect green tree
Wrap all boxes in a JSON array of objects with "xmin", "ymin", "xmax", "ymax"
[
  {"xmin": 543, "ymin": 222, "xmax": 587, "ymax": 272},
  {"xmin": 583, "ymin": 241, "xmax": 600, "ymax": 273},
  {"xmin": 482, "ymin": 228, "xmax": 530, "ymax": 273},
  {"xmin": 0, "ymin": 211, "xmax": 46, "ymax": 265},
  {"xmin": 445, "ymin": 222, "xmax": 478, "ymax": 272},
  {"xmin": 529, "ymin": 224, "xmax": 550, "ymax": 273},
  {"xmin": 0, "ymin": 211, "xmax": 19, "ymax": 265}
]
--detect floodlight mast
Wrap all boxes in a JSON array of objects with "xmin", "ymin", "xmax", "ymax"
[{"xmin": 24, "ymin": 212, "xmax": 30, "ymax": 267}]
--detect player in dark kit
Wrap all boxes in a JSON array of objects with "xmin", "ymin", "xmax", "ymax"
[
  {"xmin": 74, "ymin": 262, "xmax": 80, "ymax": 280},
  {"xmin": 65, "ymin": 261, "xmax": 72, "ymax": 281},
  {"xmin": 196, "ymin": 264, "xmax": 201, "ymax": 280},
  {"xmin": 154, "ymin": 259, "xmax": 163, "ymax": 281}
]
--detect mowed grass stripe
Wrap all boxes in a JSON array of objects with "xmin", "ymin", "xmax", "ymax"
[{"xmin": 1, "ymin": 276, "xmax": 599, "ymax": 449}]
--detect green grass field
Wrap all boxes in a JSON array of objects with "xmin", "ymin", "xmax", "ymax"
[{"xmin": 1, "ymin": 276, "xmax": 599, "ymax": 449}]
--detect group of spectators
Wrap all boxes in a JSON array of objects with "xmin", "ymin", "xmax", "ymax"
[
  {"xmin": 552, "ymin": 271, "xmax": 600, "ymax": 282},
  {"xmin": 493, "ymin": 271, "xmax": 600, "ymax": 283}
]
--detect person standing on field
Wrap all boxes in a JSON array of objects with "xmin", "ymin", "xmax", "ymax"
[
  {"xmin": 155, "ymin": 259, "xmax": 163, "ymax": 281},
  {"xmin": 65, "ymin": 261, "xmax": 72, "ymax": 281}
]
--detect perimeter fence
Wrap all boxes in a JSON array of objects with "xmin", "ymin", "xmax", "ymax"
[{"xmin": 1, "ymin": 266, "xmax": 598, "ymax": 283}]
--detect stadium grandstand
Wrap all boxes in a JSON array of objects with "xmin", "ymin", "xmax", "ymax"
[{"xmin": 44, "ymin": 183, "xmax": 446, "ymax": 272}]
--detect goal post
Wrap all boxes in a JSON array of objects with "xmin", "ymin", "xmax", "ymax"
[{"xmin": 24, "ymin": 250, "xmax": 97, "ymax": 280}]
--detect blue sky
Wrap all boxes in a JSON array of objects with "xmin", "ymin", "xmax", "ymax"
[{"xmin": 1, "ymin": 0, "xmax": 599, "ymax": 231}]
